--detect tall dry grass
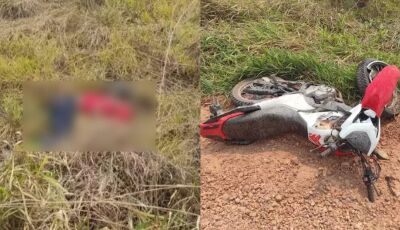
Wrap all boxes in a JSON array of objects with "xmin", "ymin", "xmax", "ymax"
[
  {"xmin": 0, "ymin": 0, "xmax": 39, "ymax": 19},
  {"xmin": 0, "ymin": 0, "xmax": 200, "ymax": 229}
]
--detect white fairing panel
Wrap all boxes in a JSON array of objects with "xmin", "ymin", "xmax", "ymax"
[
  {"xmin": 256, "ymin": 93, "xmax": 344, "ymax": 146},
  {"xmin": 341, "ymin": 104, "xmax": 362, "ymax": 128},
  {"xmin": 299, "ymin": 111, "xmax": 343, "ymax": 145},
  {"xmin": 339, "ymin": 104, "xmax": 380, "ymax": 155},
  {"xmin": 256, "ymin": 94, "xmax": 315, "ymax": 111},
  {"xmin": 254, "ymin": 96, "xmax": 380, "ymax": 155}
]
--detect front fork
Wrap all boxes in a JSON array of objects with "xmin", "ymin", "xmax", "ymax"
[{"xmin": 358, "ymin": 152, "xmax": 381, "ymax": 201}]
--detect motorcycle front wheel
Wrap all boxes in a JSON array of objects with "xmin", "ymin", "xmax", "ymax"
[{"xmin": 357, "ymin": 58, "xmax": 400, "ymax": 118}]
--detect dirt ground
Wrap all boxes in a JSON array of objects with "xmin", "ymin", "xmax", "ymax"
[{"xmin": 200, "ymin": 103, "xmax": 400, "ymax": 229}]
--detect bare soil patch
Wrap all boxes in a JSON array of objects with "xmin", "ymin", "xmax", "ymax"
[{"xmin": 201, "ymin": 104, "xmax": 400, "ymax": 229}]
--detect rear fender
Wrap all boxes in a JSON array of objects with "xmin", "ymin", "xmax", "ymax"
[{"xmin": 200, "ymin": 112, "xmax": 243, "ymax": 141}]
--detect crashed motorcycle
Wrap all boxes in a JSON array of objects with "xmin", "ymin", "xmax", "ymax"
[{"xmin": 200, "ymin": 59, "xmax": 400, "ymax": 202}]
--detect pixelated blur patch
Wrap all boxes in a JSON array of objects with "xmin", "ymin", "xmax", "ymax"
[{"xmin": 23, "ymin": 81, "xmax": 155, "ymax": 151}]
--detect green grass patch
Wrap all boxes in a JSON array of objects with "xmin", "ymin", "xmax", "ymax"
[
  {"xmin": 0, "ymin": 36, "xmax": 62, "ymax": 80},
  {"xmin": 239, "ymin": 49, "xmax": 358, "ymax": 100},
  {"xmin": 201, "ymin": 0, "xmax": 400, "ymax": 102}
]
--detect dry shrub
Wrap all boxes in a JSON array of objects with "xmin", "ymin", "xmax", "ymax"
[{"xmin": 0, "ymin": 0, "xmax": 39, "ymax": 19}]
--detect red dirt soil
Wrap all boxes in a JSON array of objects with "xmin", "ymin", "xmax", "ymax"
[{"xmin": 200, "ymin": 103, "xmax": 400, "ymax": 229}]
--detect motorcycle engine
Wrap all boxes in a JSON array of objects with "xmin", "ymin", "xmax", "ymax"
[
  {"xmin": 314, "ymin": 113, "xmax": 341, "ymax": 130},
  {"xmin": 304, "ymin": 85, "xmax": 339, "ymax": 103}
]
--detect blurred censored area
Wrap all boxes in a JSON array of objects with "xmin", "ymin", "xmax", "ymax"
[{"xmin": 23, "ymin": 82, "xmax": 155, "ymax": 151}]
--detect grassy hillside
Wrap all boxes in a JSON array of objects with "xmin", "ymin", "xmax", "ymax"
[
  {"xmin": 0, "ymin": 0, "xmax": 199, "ymax": 229},
  {"xmin": 201, "ymin": 0, "xmax": 400, "ymax": 101}
]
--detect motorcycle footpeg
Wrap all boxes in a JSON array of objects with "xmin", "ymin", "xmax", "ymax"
[
  {"xmin": 320, "ymin": 144, "xmax": 338, "ymax": 157},
  {"xmin": 209, "ymin": 104, "xmax": 223, "ymax": 118},
  {"xmin": 320, "ymin": 148, "xmax": 333, "ymax": 157}
]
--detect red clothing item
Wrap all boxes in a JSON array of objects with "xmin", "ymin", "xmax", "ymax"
[
  {"xmin": 79, "ymin": 92, "xmax": 134, "ymax": 122},
  {"xmin": 361, "ymin": 65, "xmax": 400, "ymax": 117}
]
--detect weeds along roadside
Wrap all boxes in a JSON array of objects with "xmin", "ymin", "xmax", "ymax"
[
  {"xmin": 201, "ymin": 0, "xmax": 400, "ymax": 101},
  {"xmin": 0, "ymin": 0, "xmax": 200, "ymax": 229}
]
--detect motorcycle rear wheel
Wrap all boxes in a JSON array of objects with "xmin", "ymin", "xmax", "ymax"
[
  {"xmin": 356, "ymin": 59, "xmax": 400, "ymax": 118},
  {"xmin": 230, "ymin": 77, "xmax": 283, "ymax": 106}
]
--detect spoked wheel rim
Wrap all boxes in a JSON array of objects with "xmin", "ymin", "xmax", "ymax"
[{"xmin": 239, "ymin": 79, "xmax": 280, "ymax": 101}]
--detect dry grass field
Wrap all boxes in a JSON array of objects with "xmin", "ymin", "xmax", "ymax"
[{"xmin": 0, "ymin": 0, "xmax": 200, "ymax": 229}]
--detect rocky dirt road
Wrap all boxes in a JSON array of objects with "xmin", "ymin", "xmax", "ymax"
[{"xmin": 201, "ymin": 104, "xmax": 400, "ymax": 229}]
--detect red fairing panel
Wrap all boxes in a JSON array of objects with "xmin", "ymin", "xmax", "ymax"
[
  {"xmin": 361, "ymin": 65, "xmax": 400, "ymax": 117},
  {"xmin": 199, "ymin": 112, "xmax": 243, "ymax": 141}
]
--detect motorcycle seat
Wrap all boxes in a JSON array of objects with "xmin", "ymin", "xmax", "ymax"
[{"xmin": 222, "ymin": 105, "xmax": 308, "ymax": 141}]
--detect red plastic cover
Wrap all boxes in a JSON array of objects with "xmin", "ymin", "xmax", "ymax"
[
  {"xmin": 200, "ymin": 112, "xmax": 243, "ymax": 140},
  {"xmin": 361, "ymin": 65, "xmax": 400, "ymax": 117}
]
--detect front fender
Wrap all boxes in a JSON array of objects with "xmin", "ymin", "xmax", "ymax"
[{"xmin": 339, "ymin": 121, "xmax": 379, "ymax": 156}]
